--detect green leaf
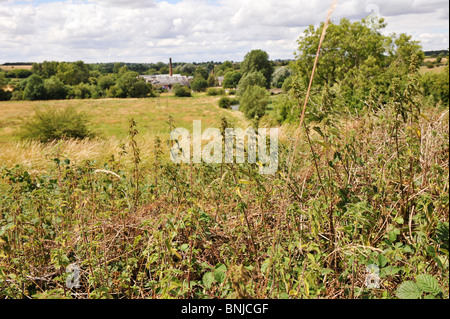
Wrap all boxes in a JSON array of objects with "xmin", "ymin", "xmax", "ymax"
[
  {"xmin": 202, "ymin": 272, "xmax": 215, "ymax": 289},
  {"xmin": 389, "ymin": 230, "xmax": 398, "ymax": 242},
  {"xmin": 396, "ymin": 281, "xmax": 422, "ymax": 299},
  {"xmin": 133, "ymin": 235, "xmax": 142, "ymax": 247},
  {"xmin": 261, "ymin": 258, "xmax": 271, "ymax": 274},
  {"xmin": 378, "ymin": 254, "xmax": 389, "ymax": 268},
  {"xmin": 313, "ymin": 126, "xmax": 324, "ymax": 138},
  {"xmin": 416, "ymin": 275, "xmax": 441, "ymax": 296},
  {"xmin": 214, "ymin": 264, "xmax": 227, "ymax": 284},
  {"xmin": 381, "ymin": 266, "xmax": 400, "ymax": 278},
  {"xmin": 214, "ymin": 269, "xmax": 226, "ymax": 284},
  {"xmin": 426, "ymin": 245, "xmax": 436, "ymax": 258},
  {"xmin": 321, "ymin": 268, "xmax": 334, "ymax": 276}
]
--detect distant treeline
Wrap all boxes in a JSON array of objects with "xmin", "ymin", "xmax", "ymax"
[
  {"xmin": 1, "ymin": 62, "xmax": 34, "ymax": 66},
  {"xmin": 0, "ymin": 55, "xmax": 295, "ymax": 102},
  {"xmin": 424, "ymin": 50, "xmax": 449, "ymax": 58}
]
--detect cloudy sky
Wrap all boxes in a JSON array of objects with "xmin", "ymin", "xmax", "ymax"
[{"xmin": 0, "ymin": 0, "xmax": 448, "ymax": 64}]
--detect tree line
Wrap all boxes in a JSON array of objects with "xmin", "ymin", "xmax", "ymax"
[{"xmin": 1, "ymin": 16, "xmax": 448, "ymax": 122}]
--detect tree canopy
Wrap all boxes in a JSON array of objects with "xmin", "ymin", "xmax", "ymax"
[
  {"xmin": 292, "ymin": 16, "xmax": 425, "ymax": 111},
  {"xmin": 240, "ymin": 49, "xmax": 274, "ymax": 88}
]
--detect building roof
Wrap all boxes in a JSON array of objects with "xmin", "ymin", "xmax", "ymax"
[{"xmin": 140, "ymin": 74, "xmax": 191, "ymax": 87}]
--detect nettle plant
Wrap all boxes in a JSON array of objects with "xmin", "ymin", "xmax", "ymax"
[{"xmin": 396, "ymin": 274, "xmax": 444, "ymax": 299}]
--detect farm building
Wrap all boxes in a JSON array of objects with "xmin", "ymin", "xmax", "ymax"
[
  {"xmin": 139, "ymin": 58, "xmax": 192, "ymax": 90},
  {"xmin": 139, "ymin": 74, "xmax": 191, "ymax": 90}
]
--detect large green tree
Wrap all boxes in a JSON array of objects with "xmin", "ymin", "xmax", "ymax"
[
  {"xmin": 271, "ymin": 67, "xmax": 292, "ymax": 88},
  {"xmin": 240, "ymin": 49, "xmax": 274, "ymax": 89},
  {"xmin": 116, "ymin": 71, "xmax": 152, "ymax": 98},
  {"xmin": 190, "ymin": 76, "xmax": 208, "ymax": 92},
  {"xmin": 240, "ymin": 85, "xmax": 269, "ymax": 119},
  {"xmin": 32, "ymin": 61, "xmax": 59, "ymax": 79},
  {"xmin": 44, "ymin": 76, "xmax": 67, "ymax": 100},
  {"xmin": 23, "ymin": 74, "xmax": 46, "ymax": 101},
  {"xmin": 57, "ymin": 61, "xmax": 90, "ymax": 86},
  {"xmin": 222, "ymin": 71, "xmax": 242, "ymax": 89},
  {"xmin": 237, "ymin": 71, "xmax": 266, "ymax": 96},
  {"xmin": 293, "ymin": 16, "xmax": 424, "ymax": 111}
]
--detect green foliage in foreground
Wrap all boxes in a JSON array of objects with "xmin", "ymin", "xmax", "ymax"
[{"xmin": 1, "ymin": 99, "xmax": 448, "ymax": 299}]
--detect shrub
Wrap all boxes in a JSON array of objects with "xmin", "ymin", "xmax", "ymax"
[
  {"xmin": 106, "ymin": 85, "xmax": 126, "ymax": 98},
  {"xmin": 11, "ymin": 90, "xmax": 23, "ymax": 101},
  {"xmin": 206, "ymin": 88, "xmax": 225, "ymax": 96},
  {"xmin": 0, "ymin": 89, "xmax": 12, "ymax": 101},
  {"xmin": 20, "ymin": 106, "xmax": 94, "ymax": 142},
  {"xmin": 282, "ymin": 75, "xmax": 293, "ymax": 92},
  {"xmin": 218, "ymin": 97, "xmax": 231, "ymax": 109},
  {"xmin": 23, "ymin": 74, "xmax": 46, "ymax": 101},
  {"xmin": 190, "ymin": 77, "xmax": 208, "ymax": 92},
  {"xmin": 173, "ymin": 84, "xmax": 192, "ymax": 97},
  {"xmin": 6, "ymin": 69, "xmax": 32, "ymax": 79},
  {"xmin": 230, "ymin": 98, "xmax": 240, "ymax": 105}
]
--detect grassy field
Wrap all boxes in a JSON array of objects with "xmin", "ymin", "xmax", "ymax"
[
  {"xmin": 420, "ymin": 58, "xmax": 448, "ymax": 74},
  {"xmin": 0, "ymin": 65, "xmax": 33, "ymax": 72},
  {"xmin": 420, "ymin": 65, "xmax": 448, "ymax": 74},
  {"xmin": 0, "ymin": 94, "xmax": 249, "ymax": 169},
  {"xmin": 0, "ymin": 92, "xmax": 448, "ymax": 300}
]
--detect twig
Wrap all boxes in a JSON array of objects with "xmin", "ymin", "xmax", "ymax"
[{"xmin": 288, "ymin": 0, "xmax": 339, "ymax": 174}]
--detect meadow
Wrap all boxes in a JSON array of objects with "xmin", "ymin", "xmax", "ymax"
[
  {"xmin": 0, "ymin": 65, "xmax": 33, "ymax": 72},
  {"xmin": 0, "ymin": 94, "xmax": 248, "ymax": 169},
  {"xmin": 0, "ymin": 92, "xmax": 448, "ymax": 299}
]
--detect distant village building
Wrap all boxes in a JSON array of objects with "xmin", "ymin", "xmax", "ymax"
[
  {"xmin": 139, "ymin": 58, "xmax": 192, "ymax": 91},
  {"xmin": 140, "ymin": 74, "xmax": 192, "ymax": 90}
]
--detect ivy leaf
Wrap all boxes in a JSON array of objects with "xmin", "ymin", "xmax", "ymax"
[
  {"xmin": 416, "ymin": 275, "xmax": 442, "ymax": 296},
  {"xmin": 396, "ymin": 281, "xmax": 422, "ymax": 299}
]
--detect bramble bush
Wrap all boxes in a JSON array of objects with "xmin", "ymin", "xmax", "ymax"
[{"xmin": 20, "ymin": 106, "xmax": 95, "ymax": 143}]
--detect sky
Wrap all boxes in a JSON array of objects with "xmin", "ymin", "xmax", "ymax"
[{"xmin": 0, "ymin": 0, "xmax": 448, "ymax": 64}]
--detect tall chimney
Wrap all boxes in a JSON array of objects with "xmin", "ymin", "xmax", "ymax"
[{"xmin": 169, "ymin": 58, "xmax": 173, "ymax": 77}]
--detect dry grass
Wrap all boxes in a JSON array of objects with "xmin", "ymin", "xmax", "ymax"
[
  {"xmin": 0, "ymin": 95, "xmax": 250, "ymax": 171},
  {"xmin": 0, "ymin": 95, "xmax": 248, "ymax": 141},
  {"xmin": 420, "ymin": 65, "xmax": 447, "ymax": 74},
  {"xmin": 424, "ymin": 57, "xmax": 448, "ymax": 63},
  {"xmin": 0, "ymin": 134, "xmax": 175, "ymax": 173},
  {"xmin": 0, "ymin": 65, "xmax": 33, "ymax": 71}
]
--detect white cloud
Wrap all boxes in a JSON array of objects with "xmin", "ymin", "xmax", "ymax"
[{"xmin": 0, "ymin": 0, "xmax": 448, "ymax": 63}]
